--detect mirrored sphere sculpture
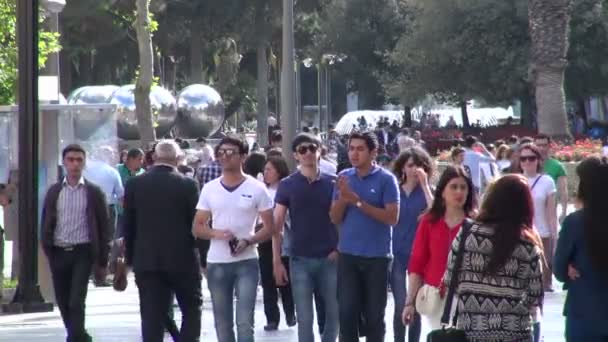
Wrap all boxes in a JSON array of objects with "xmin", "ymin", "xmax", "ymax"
[
  {"xmin": 110, "ymin": 85, "xmax": 177, "ymax": 140},
  {"xmin": 175, "ymin": 84, "xmax": 225, "ymax": 138},
  {"xmin": 66, "ymin": 85, "xmax": 119, "ymax": 140}
]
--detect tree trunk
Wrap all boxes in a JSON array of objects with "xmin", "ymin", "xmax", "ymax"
[
  {"xmin": 134, "ymin": 0, "xmax": 156, "ymax": 148},
  {"xmin": 529, "ymin": 0, "xmax": 573, "ymax": 140},
  {"xmin": 256, "ymin": 45, "xmax": 270, "ymax": 147},
  {"xmin": 403, "ymin": 105, "xmax": 412, "ymax": 127},
  {"xmin": 460, "ymin": 100, "xmax": 470, "ymax": 128},
  {"xmin": 189, "ymin": 18, "xmax": 204, "ymax": 84}
]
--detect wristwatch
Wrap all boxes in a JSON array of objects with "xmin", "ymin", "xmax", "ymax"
[{"xmin": 355, "ymin": 201, "xmax": 363, "ymax": 208}]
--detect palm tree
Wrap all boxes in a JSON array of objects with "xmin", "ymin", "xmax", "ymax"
[{"xmin": 529, "ymin": 0, "xmax": 573, "ymax": 140}]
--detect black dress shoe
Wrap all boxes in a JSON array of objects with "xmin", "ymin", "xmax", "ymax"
[
  {"xmin": 286, "ymin": 317, "xmax": 297, "ymax": 327},
  {"xmin": 264, "ymin": 322, "xmax": 279, "ymax": 331}
]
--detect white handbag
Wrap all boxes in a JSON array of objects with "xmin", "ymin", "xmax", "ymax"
[{"xmin": 415, "ymin": 284, "xmax": 445, "ymax": 317}]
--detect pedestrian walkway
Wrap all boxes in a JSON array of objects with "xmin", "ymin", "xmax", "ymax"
[{"xmin": 0, "ymin": 275, "xmax": 566, "ymax": 342}]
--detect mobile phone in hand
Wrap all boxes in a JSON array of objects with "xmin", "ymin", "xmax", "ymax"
[{"xmin": 228, "ymin": 237, "xmax": 239, "ymax": 254}]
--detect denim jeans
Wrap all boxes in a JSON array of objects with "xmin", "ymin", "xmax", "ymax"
[
  {"xmin": 390, "ymin": 258, "xmax": 421, "ymax": 342},
  {"xmin": 290, "ymin": 256, "xmax": 339, "ymax": 342},
  {"xmin": 338, "ymin": 253, "xmax": 390, "ymax": 342},
  {"xmin": 207, "ymin": 259, "xmax": 260, "ymax": 342}
]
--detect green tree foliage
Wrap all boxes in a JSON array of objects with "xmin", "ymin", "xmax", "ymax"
[
  {"xmin": 385, "ymin": 0, "xmax": 529, "ymax": 109},
  {"xmin": 0, "ymin": 0, "xmax": 60, "ymax": 104},
  {"xmin": 313, "ymin": 0, "xmax": 410, "ymax": 109}
]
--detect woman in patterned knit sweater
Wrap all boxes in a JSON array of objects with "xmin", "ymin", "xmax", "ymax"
[{"xmin": 443, "ymin": 174, "xmax": 544, "ymax": 342}]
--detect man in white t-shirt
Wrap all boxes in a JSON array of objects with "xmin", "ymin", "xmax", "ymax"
[
  {"xmin": 193, "ymin": 135, "xmax": 274, "ymax": 342},
  {"xmin": 463, "ymin": 136, "xmax": 496, "ymax": 194}
]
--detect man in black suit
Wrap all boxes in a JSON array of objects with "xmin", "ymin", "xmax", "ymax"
[{"xmin": 123, "ymin": 140, "xmax": 203, "ymax": 342}]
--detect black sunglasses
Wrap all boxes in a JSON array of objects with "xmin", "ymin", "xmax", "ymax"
[
  {"xmin": 519, "ymin": 156, "xmax": 538, "ymax": 162},
  {"xmin": 297, "ymin": 144, "xmax": 319, "ymax": 155}
]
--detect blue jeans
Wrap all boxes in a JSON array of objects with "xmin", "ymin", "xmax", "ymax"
[
  {"xmin": 207, "ymin": 259, "xmax": 260, "ymax": 342},
  {"xmin": 290, "ymin": 256, "xmax": 339, "ymax": 342},
  {"xmin": 390, "ymin": 258, "xmax": 421, "ymax": 342}
]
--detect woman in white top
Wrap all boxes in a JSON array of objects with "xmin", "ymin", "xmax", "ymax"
[{"xmin": 519, "ymin": 143, "xmax": 558, "ymax": 290}]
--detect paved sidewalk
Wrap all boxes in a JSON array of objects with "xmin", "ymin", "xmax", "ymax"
[{"xmin": 0, "ymin": 275, "xmax": 566, "ymax": 342}]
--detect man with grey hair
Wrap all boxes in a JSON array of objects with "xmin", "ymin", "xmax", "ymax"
[{"xmin": 123, "ymin": 139, "xmax": 203, "ymax": 342}]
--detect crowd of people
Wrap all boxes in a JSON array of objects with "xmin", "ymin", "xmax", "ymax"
[{"xmin": 36, "ymin": 124, "xmax": 608, "ymax": 342}]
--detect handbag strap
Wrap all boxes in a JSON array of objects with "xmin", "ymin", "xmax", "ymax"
[{"xmin": 440, "ymin": 218, "xmax": 473, "ymax": 326}]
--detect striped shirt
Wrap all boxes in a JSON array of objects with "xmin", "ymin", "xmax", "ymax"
[{"xmin": 54, "ymin": 177, "xmax": 90, "ymax": 246}]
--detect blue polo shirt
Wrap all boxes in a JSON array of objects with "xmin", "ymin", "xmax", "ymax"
[
  {"xmin": 335, "ymin": 166, "xmax": 400, "ymax": 257},
  {"xmin": 392, "ymin": 185, "xmax": 427, "ymax": 265},
  {"xmin": 275, "ymin": 171, "xmax": 338, "ymax": 258}
]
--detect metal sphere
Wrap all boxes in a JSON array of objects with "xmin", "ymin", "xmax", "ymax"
[
  {"xmin": 66, "ymin": 85, "xmax": 119, "ymax": 140},
  {"xmin": 110, "ymin": 85, "xmax": 177, "ymax": 140},
  {"xmin": 175, "ymin": 84, "xmax": 225, "ymax": 138}
]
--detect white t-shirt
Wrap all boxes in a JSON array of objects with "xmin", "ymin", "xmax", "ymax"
[
  {"xmin": 320, "ymin": 158, "xmax": 337, "ymax": 175},
  {"xmin": 197, "ymin": 176, "xmax": 273, "ymax": 263},
  {"xmin": 527, "ymin": 174, "xmax": 556, "ymax": 238}
]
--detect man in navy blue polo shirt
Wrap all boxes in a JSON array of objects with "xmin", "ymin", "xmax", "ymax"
[
  {"xmin": 273, "ymin": 133, "xmax": 339, "ymax": 342},
  {"xmin": 330, "ymin": 131, "xmax": 400, "ymax": 342}
]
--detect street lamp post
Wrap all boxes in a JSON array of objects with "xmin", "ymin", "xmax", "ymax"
[
  {"xmin": 280, "ymin": 0, "xmax": 297, "ymax": 170},
  {"xmin": 3, "ymin": 0, "xmax": 53, "ymax": 314}
]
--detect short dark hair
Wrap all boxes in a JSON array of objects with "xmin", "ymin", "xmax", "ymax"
[
  {"xmin": 218, "ymin": 134, "xmax": 249, "ymax": 155},
  {"xmin": 348, "ymin": 131, "xmax": 379, "ymax": 151},
  {"xmin": 302, "ymin": 127, "xmax": 311, "ymax": 133},
  {"xmin": 195, "ymin": 137, "xmax": 207, "ymax": 143},
  {"xmin": 464, "ymin": 135, "xmax": 477, "ymax": 148},
  {"xmin": 62, "ymin": 144, "xmax": 86, "ymax": 159},
  {"xmin": 291, "ymin": 133, "xmax": 322, "ymax": 152},
  {"xmin": 270, "ymin": 131, "xmax": 282, "ymax": 143},
  {"xmin": 534, "ymin": 134, "xmax": 551, "ymax": 143},
  {"xmin": 266, "ymin": 148, "xmax": 283, "ymax": 158},
  {"xmin": 127, "ymin": 148, "xmax": 144, "ymax": 160},
  {"xmin": 451, "ymin": 147, "xmax": 465, "ymax": 160},
  {"xmin": 243, "ymin": 152, "xmax": 267, "ymax": 178}
]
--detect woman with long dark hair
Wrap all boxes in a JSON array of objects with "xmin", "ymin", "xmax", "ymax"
[
  {"xmin": 443, "ymin": 174, "xmax": 544, "ymax": 341},
  {"xmin": 402, "ymin": 165, "xmax": 475, "ymax": 329},
  {"xmin": 259, "ymin": 156, "xmax": 296, "ymax": 330},
  {"xmin": 390, "ymin": 147, "xmax": 435, "ymax": 342},
  {"xmin": 554, "ymin": 157, "xmax": 608, "ymax": 340}
]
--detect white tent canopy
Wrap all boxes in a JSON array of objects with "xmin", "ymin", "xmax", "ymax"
[{"xmin": 335, "ymin": 110, "xmax": 403, "ymax": 134}]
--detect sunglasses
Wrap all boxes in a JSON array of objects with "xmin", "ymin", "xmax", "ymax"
[
  {"xmin": 297, "ymin": 144, "xmax": 318, "ymax": 155},
  {"xmin": 217, "ymin": 149, "xmax": 239, "ymax": 157},
  {"xmin": 519, "ymin": 156, "xmax": 538, "ymax": 163}
]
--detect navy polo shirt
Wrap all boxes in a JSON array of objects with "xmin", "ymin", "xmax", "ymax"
[
  {"xmin": 334, "ymin": 166, "xmax": 400, "ymax": 257},
  {"xmin": 392, "ymin": 185, "xmax": 427, "ymax": 265},
  {"xmin": 275, "ymin": 171, "xmax": 338, "ymax": 258}
]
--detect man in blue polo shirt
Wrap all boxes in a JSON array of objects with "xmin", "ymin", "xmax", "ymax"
[
  {"xmin": 273, "ymin": 133, "xmax": 339, "ymax": 342},
  {"xmin": 330, "ymin": 131, "xmax": 400, "ymax": 342}
]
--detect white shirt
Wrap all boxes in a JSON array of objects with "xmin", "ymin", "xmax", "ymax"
[
  {"xmin": 527, "ymin": 174, "xmax": 556, "ymax": 238},
  {"xmin": 197, "ymin": 176, "xmax": 273, "ymax": 263},
  {"xmin": 463, "ymin": 149, "xmax": 495, "ymax": 189},
  {"xmin": 603, "ymin": 145, "xmax": 608, "ymax": 157},
  {"xmin": 320, "ymin": 158, "xmax": 337, "ymax": 175},
  {"xmin": 83, "ymin": 160, "xmax": 124, "ymax": 205}
]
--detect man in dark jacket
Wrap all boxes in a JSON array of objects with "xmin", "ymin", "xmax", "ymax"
[
  {"xmin": 41, "ymin": 144, "xmax": 111, "ymax": 342},
  {"xmin": 123, "ymin": 140, "xmax": 203, "ymax": 342}
]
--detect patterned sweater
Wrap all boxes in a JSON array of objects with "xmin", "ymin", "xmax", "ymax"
[{"xmin": 443, "ymin": 223, "xmax": 543, "ymax": 342}]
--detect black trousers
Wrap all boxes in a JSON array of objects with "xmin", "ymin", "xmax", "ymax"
[
  {"xmin": 258, "ymin": 241, "xmax": 295, "ymax": 324},
  {"xmin": 135, "ymin": 270, "xmax": 202, "ymax": 342},
  {"xmin": 338, "ymin": 253, "xmax": 390, "ymax": 342},
  {"xmin": 49, "ymin": 244, "xmax": 94, "ymax": 342}
]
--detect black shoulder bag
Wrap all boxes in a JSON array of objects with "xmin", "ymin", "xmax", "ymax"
[{"xmin": 426, "ymin": 219, "xmax": 473, "ymax": 342}]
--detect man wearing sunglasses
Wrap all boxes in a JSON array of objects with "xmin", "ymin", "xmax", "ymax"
[
  {"xmin": 272, "ymin": 133, "xmax": 339, "ymax": 342},
  {"xmin": 41, "ymin": 144, "xmax": 111, "ymax": 342},
  {"xmin": 193, "ymin": 135, "xmax": 274, "ymax": 342}
]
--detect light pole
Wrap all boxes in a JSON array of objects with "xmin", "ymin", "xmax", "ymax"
[
  {"xmin": 280, "ymin": 0, "xmax": 297, "ymax": 170},
  {"xmin": 4, "ymin": 0, "xmax": 53, "ymax": 314}
]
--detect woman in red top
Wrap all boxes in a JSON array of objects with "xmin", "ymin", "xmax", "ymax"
[{"xmin": 402, "ymin": 165, "xmax": 475, "ymax": 330}]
